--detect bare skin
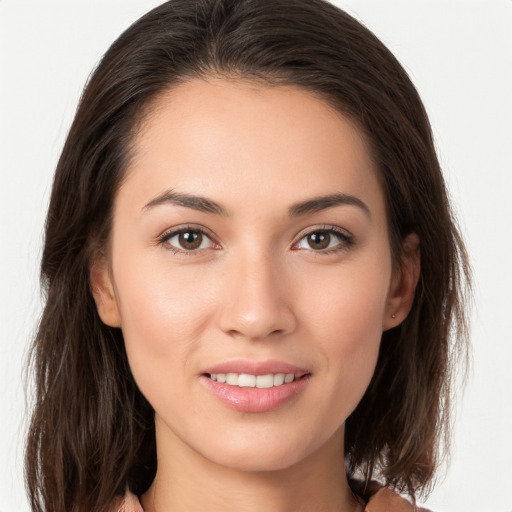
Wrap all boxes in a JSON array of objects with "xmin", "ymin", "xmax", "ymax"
[{"xmin": 91, "ymin": 78, "xmax": 419, "ymax": 512}]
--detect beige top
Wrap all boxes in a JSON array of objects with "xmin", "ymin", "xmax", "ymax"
[{"xmin": 111, "ymin": 485, "xmax": 432, "ymax": 512}]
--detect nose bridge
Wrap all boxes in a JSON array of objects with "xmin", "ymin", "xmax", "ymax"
[{"xmin": 218, "ymin": 245, "xmax": 296, "ymax": 340}]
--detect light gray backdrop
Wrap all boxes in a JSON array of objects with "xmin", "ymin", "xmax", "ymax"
[{"xmin": 1, "ymin": 1, "xmax": 511, "ymax": 511}]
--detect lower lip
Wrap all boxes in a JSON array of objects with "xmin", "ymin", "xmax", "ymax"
[{"xmin": 201, "ymin": 375, "xmax": 310, "ymax": 413}]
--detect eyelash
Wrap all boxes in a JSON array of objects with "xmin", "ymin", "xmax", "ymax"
[
  {"xmin": 157, "ymin": 225, "xmax": 354, "ymax": 255},
  {"xmin": 292, "ymin": 226, "xmax": 354, "ymax": 254},
  {"xmin": 157, "ymin": 225, "xmax": 219, "ymax": 255}
]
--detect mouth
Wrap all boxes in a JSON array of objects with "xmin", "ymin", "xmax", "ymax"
[
  {"xmin": 207, "ymin": 372, "xmax": 301, "ymax": 388},
  {"xmin": 201, "ymin": 362, "xmax": 311, "ymax": 413}
]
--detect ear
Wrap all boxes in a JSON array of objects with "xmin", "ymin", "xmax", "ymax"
[
  {"xmin": 383, "ymin": 233, "xmax": 420, "ymax": 331},
  {"xmin": 89, "ymin": 251, "xmax": 121, "ymax": 328}
]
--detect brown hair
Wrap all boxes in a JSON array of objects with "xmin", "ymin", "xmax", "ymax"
[{"xmin": 25, "ymin": 1, "xmax": 470, "ymax": 510}]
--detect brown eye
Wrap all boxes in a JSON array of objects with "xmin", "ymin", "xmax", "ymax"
[
  {"xmin": 295, "ymin": 228, "xmax": 352, "ymax": 252},
  {"xmin": 178, "ymin": 231, "xmax": 203, "ymax": 250},
  {"xmin": 163, "ymin": 228, "xmax": 215, "ymax": 252},
  {"xmin": 306, "ymin": 232, "xmax": 331, "ymax": 250}
]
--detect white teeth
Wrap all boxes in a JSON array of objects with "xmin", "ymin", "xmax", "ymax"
[
  {"xmin": 273, "ymin": 373, "xmax": 285, "ymax": 386},
  {"xmin": 226, "ymin": 373, "xmax": 238, "ymax": 385},
  {"xmin": 238, "ymin": 374, "xmax": 256, "ymax": 387},
  {"xmin": 209, "ymin": 372, "xmax": 297, "ymax": 388},
  {"xmin": 256, "ymin": 374, "xmax": 274, "ymax": 388}
]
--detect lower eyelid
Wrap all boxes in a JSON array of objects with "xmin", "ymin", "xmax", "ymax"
[{"xmin": 158, "ymin": 226, "xmax": 219, "ymax": 251}]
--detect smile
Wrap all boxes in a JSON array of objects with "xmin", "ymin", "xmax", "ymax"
[
  {"xmin": 208, "ymin": 373, "xmax": 296, "ymax": 388},
  {"xmin": 202, "ymin": 369, "xmax": 310, "ymax": 413}
]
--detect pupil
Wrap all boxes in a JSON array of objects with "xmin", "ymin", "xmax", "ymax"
[
  {"xmin": 179, "ymin": 231, "xmax": 202, "ymax": 249},
  {"xmin": 308, "ymin": 232, "xmax": 330, "ymax": 250}
]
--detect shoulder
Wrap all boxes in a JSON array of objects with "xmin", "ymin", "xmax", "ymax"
[
  {"xmin": 364, "ymin": 486, "xmax": 433, "ymax": 512},
  {"xmin": 350, "ymin": 480, "xmax": 432, "ymax": 512},
  {"xmin": 109, "ymin": 489, "xmax": 144, "ymax": 512},
  {"xmin": 110, "ymin": 484, "xmax": 433, "ymax": 512}
]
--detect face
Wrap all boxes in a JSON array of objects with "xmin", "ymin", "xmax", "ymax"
[{"xmin": 92, "ymin": 78, "xmax": 414, "ymax": 473}]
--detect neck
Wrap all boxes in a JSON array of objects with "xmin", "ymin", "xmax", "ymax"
[{"xmin": 141, "ymin": 420, "xmax": 363, "ymax": 512}]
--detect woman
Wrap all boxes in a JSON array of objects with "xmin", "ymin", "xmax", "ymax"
[{"xmin": 25, "ymin": 1, "xmax": 470, "ymax": 511}]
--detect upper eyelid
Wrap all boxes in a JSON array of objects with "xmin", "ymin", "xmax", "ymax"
[
  {"xmin": 294, "ymin": 225, "xmax": 353, "ymax": 241},
  {"xmin": 157, "ymin": 226, "xmax": 220, "ymax": 256},
  {"xmin": 291, "ymin": 225, "xmax": 354, "ymax": 251},
  {"xmin": 158, "ymin": 224, "xmax": 218, "ymax": 242}
]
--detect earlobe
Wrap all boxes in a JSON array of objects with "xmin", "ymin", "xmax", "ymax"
[
  {"xmin": 383, "ymin": 233, "xmax": 420, "ymax": 331},
  {"xmin": 89, "ymin": 252, "xmax": 121, "ymax": 328}
]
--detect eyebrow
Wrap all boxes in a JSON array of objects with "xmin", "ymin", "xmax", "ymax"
[
  {"xmin": 143, "ymin": 190, "xmax": 227, "ymax": 215},
  {"xmin": 288, "ymin": 193, "xmax": 371, "ymax": 218},
  {"xmin": 142, "ymin": 190, "xmax": 370, "ymax": 218}
]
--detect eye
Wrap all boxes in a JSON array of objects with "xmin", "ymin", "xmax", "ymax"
[
  {"xmin": 294, "ymin": 228, "xmax": 353, "ymax": 252},
  {"xmin": 159, "ymin": 227, "xmax": 218, "ymax": 253}
]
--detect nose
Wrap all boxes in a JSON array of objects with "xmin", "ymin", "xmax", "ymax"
[{"xmin": 217, "ymin": 251, "xmax": 297, "ymax": 341}]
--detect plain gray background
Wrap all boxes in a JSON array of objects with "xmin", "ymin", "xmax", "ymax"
[{"xmin": 1, "ymin": 1, "xmax": 511, "ymax": 511}]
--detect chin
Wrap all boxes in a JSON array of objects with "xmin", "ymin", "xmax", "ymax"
[
  {"xmin": 210, "ymin": 446, "xmax": 307, "ymax": 473},
  {"xmin": 197, "ymin": 426, "xmax": 330, "ymax": 473}
]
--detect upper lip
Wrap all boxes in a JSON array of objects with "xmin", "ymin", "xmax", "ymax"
[{"xmin": 202, "ymin": 359, "xmax": 309, "ymax": 377}]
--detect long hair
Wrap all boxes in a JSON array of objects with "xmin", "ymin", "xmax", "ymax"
[{"xmin": 25, "ymin": 1, "xmax": 471, "ymax": 510}]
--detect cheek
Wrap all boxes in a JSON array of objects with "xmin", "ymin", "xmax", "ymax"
[
  {"xmin": 296, "ymin": 256, "xmax": 391, "ymax": 409},
  {"xmin": 111, "ymin": 252, "xmax": 218, "ymax": 391},
  {"xmin": 297, "ymin": 254, "xmax": 391, "ymax": 344}
]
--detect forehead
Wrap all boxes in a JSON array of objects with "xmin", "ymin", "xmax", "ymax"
[{"xmin": 120, "ymin": 78, "xmax": 385, "ymax": 221}]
